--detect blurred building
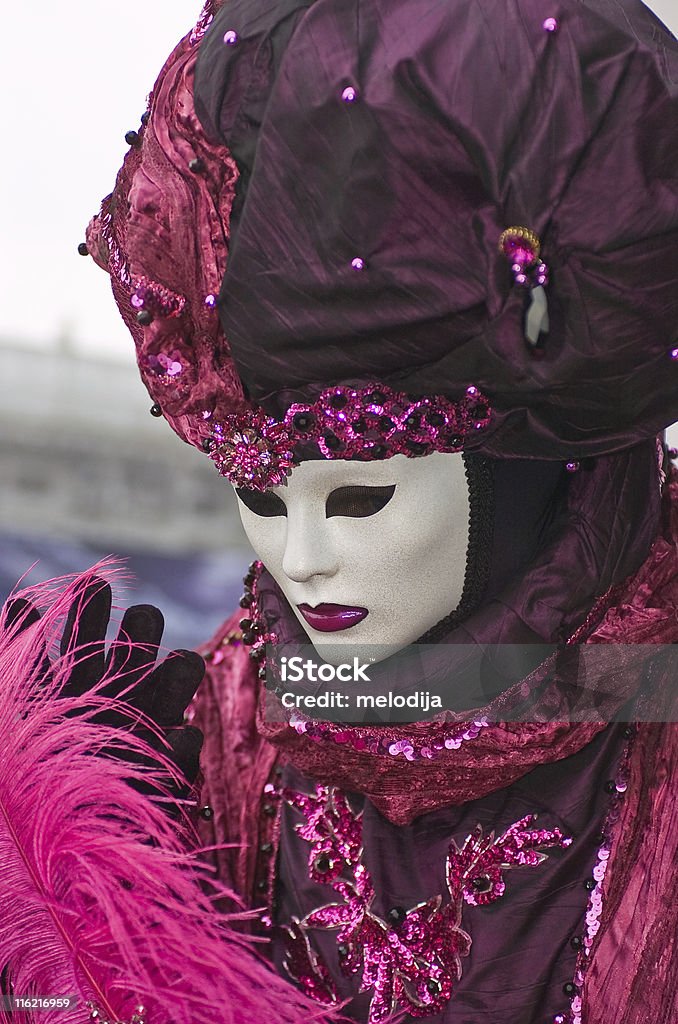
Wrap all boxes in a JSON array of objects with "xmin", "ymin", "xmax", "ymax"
[
  {"xmin": 0, "ymin": 340, "xmax": 248, "ymax": 551},
  {"xmin": 0, "ymin": 340, "xmax": 251, "ymax": 647}
]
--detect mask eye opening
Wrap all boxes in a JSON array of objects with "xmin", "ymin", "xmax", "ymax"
[
  {"xmin": 235, "ymin": 488, "xmax": 288, "ymax": 518},
  {"xmin": 325, "ymin": 484, "xmax": 396, "ymax": 518}
]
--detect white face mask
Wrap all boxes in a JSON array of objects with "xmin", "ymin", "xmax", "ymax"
[{"xmin": 235, "ymin": 452, "xmax": 470, "ymax": 663}]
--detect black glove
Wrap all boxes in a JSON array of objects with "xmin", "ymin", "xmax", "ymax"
[{"xmin": 3, "ymin": 576, "xmax": 205, "ymax": 814}]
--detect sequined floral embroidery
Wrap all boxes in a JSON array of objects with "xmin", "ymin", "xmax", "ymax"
[
  {"xmin": 281, "ymin": 785, "xmax": 571, "ymax": 1023},
  {"xmin": 206, "ymin": 410, "xmax": 295, "ymax": 489}
]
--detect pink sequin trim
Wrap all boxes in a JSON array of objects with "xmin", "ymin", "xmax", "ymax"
[
  {"xmin": 100, "ymin": 207, "xmax": 132, "ymax": 290},
  {"xmin": 190, "ymin": 3, "xmax": 215, "ymax": 45},
  {"xmin": 556, "ymin": 730, "xmax": 635, "ymax": 1024},
  {"xmin": 285, "ymin": 383, "xmax": 491, "ymax": 460},
  {"xmin": 207, "ymin": 383, "xmax": 491, "ymax": 490},
  {"xmin": 131, "ymin": 276, "xmax": 186, "ymax": 319},
  {"xmin": 281, "ymin": 785, "xmax": 571, "ymax": 1023},
  {"xmin": 288, "ymin": 710, "xmax": 491, "ymax": 761}
]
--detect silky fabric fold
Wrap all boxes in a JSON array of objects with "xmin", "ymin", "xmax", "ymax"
[{"xmin": 191, "ymin": 462, "xmax": 678, "ymax": 1022}]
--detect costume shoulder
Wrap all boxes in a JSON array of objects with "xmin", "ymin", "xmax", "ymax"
[{"xmin": 190, "ymin": 607, "xmax": 280, "ymax": 902}]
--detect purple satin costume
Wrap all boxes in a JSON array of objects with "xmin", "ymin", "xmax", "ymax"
[
  {"xmin": 273, "ymin": 726, "xmax": 627, "ymax": 1023},
  {"xmin": 83, "ymin": 1, "xmax": 678, "ymax": 1019}
]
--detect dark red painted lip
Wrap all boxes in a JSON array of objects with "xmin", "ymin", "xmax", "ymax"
[{"xmin": 297, "ymin": 603, "xmax": 369, "ymax": 632}]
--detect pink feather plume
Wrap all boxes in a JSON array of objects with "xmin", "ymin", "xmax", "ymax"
[{"xmin": 0, "ymin": 565, "xmax": 334, "ymax": 1024}]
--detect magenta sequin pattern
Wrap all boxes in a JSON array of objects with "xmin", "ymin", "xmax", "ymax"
[
  {"xmin": 206, "ymin": 410, "xmax": 295, "ymax": 489},
  {"xmin": 281, "ymin": 784, "xmax": 571, "ymax": 1022},
  {"xmin": 207, "ymin": 382, "xmax": 491, "ymax": 490},
  {"xmin": 285, "ymin": 383, "xmax": 491, "ymax": 460},
  {"xmin": 555, "ymin": 729, "xmax": 635, "ymax": 1024},
  {"xmin": 131, "ymin": 276, "xmax": 186, "ymax": 319},
  {"xmin": 288, "ymin": 709, "xmax": 491, "ymax": 762},
  {"xmin": 140, "ymin": 349, "xmax": 189, "ymax": 388}
]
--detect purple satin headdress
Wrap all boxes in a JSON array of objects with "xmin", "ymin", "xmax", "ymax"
[{"xmin": 87, "ymin": 0, "xmax": 678, "ymax": 490}]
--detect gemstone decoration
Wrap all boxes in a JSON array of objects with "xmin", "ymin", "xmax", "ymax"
[
  {"xmin": 281, "ymin": 784, "xmax": 571, "ymax": 1023},
  {"xmin": 499, "ymin": 227, "xmax": 549, "ymax": 291},
  {"xmin": 207, "ymin": 410, "xmax": 295, "ymax": 489},
  {"xmin": 499, "ymin": 226, "xmax": 541, "ymax": 268},
  {"xmin": 206, "ymin": 384, "xmax": 491, "ymax": 489}
]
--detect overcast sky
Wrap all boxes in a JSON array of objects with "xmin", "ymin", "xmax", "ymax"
[
  {"xmin": 1, "ymin": 2, "xmax": 201, "ymax": 360},
  {"xmin": 1, "ymin": 1, "xmax": 676, "ymax": 365}
]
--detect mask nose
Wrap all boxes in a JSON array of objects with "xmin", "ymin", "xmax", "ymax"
[{"xmin": 281, "ymin": 507, "xmax": 339, "ymax": 584}]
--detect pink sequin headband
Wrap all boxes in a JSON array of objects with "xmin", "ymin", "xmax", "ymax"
[{"xmin": 202, "ymin": 383, "xmax": 492, "ymax": 490}]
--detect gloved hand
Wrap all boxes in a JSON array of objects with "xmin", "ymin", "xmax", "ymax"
[{"xmin": 3, "ymin": 576, "xmax": 204, "ymax": 814}]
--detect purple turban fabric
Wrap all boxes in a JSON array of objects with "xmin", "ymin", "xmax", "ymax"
[{"xmin": 195, "ymin": 0, "xmax": 678, "ymax": 459}]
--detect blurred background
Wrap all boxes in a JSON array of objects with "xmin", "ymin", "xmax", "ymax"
[
  {"xmin": 0, "ymin": 1, "xmax": 676, "ymax": 649},
  {"xmin": 0, "ymin": 2, "xmax": 254, "ymax": 648}
]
